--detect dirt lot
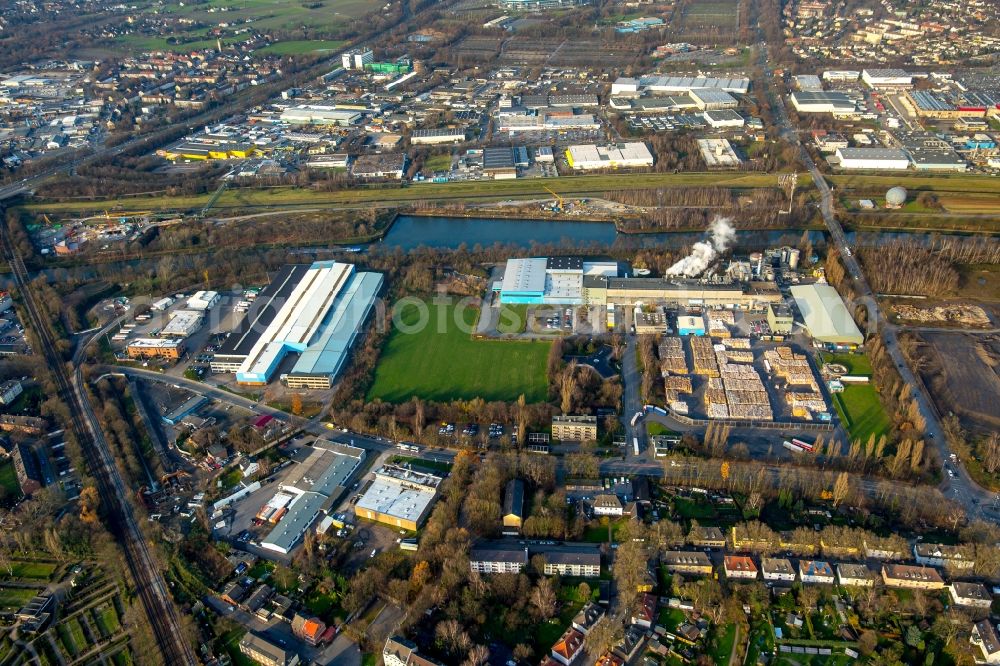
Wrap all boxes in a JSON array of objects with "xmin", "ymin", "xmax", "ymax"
[{"xmin": 915, "ymin": 331, "xmax": 1000, "ymax": 432}]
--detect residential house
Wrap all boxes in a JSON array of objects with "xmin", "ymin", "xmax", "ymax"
[
  {"xmin": 572, "ymin": 601, "xmax": 605, "ymax": 635},
  {"xmin": 914, "ymin": 543, "xmax": 975, "ymax": 571},
  {"xmin": 799, "ymin": 560, "xmax": 835, "ymax": 584},
  {"xmin": 595, "ymin": 654, "xmax": 625, "ymax": 666},
  {"xmin": 612, "ymin": 626, "xmax": 647, "ymax": 662},
  {"xmin": 291, "ymin": 613, "xmax": 326, "ymax": 646},
  {"xmin": 948, "ymin": 581, "xmax": 993, "ymax": 609},
  {"xmin": 593, "ymin": 493, "xmax": 624, "ymax": 517},
  {"xmin": 503, "ymin": 479, "xmax": 525, "ymax": 535},
  {"xmin": 551, "ymin": 627, "xmax": 585, "ymax": 665},
  {"xmin": 239, "ymin": 633, "xmax": 299, "ymax": 666},
  {"xmin": 242, "ymin": 584, "xmax": 273, "ymax": 613},
  {"xmin": 383, "ymin": 637, "xmax": 417, "ymax": 666},
  {"xmin": 544, "ymin": 551, "xmax": 601, "ymax": 578},
  {"xmin": 971, "ymin": 620, "xmax": 1000, "ymax": 664},
  {"xmin": 761, "ymin": 557, "xmax": 797, "ymax": 582},
  {"xmin": 631, "ymin": 593, "xmax": 657, "ymax": 628},
  {"xmin": 383, "ymin": 636, "xmax": 445, "ymax": 666},
  {"xmin": 662, "ymin": 551, "xmax": 713, "ymax": 576},
  {"xmin": 220, "ymin": 582, "xmax": 246, "ymax": 606},
  {"xmin": 724, "ymin": 555, "xmax": 758, "ymax": 580},
  {"xmin": 688, "ymin": 525, "xmax": 726, "ymax": 549},
  {"xmin": 672, "ymin": 623, "xmax": 703, "ymax": 646},
  {"xmin": 836, "ymin": 563, "xmax": 876, "ymax": 587},
  {"xmin": 469, "ymin": 545, "xmax": 528, "ymax": 574},
  {"xmin": 881, "ymin": 564, "xmax": 945, "ymax": 590}
]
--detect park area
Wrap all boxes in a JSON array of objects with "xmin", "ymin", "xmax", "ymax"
[{"xmin": 367, "ymin": 299, "xmax": 551, "ymax": 403}]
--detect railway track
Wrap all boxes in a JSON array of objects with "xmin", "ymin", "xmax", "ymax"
[{"xmin": 0, "ymin": 212, "xmax": 196, "ymax": 665}]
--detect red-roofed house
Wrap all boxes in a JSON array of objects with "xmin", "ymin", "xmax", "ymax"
[
  {"xmin": 631, "ymin": 593, "xmax": 657, "ymax": 628},
  {"xmin": 724, "ymin": 555, "xmax": 758, "ymax": 580},
  {"xmin": 551, "ymin": 627, "xmax": 585, "ymax": 665}
]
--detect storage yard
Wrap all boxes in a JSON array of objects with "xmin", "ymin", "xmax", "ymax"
[{"xmin": 654, "ymin": 309, "xmax": 833, "ymax": 426}]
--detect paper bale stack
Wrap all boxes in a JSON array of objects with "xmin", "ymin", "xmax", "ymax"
[{"xmin": 659, "ymin": 337, "xmax": 689, "ymax": 375}]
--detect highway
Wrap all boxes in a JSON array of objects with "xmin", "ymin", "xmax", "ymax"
[
  {"xmin": 0, "ymin": 212, "xmax": 198, "ymax": 664},
  {"xmin": 760, "ymin": 44, "xmax": 999, "ymax": 523}
]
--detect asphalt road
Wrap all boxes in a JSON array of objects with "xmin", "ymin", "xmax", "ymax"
[{"xmin": 760, "ymin": 44, "xmax": 999, "ymax": 523}]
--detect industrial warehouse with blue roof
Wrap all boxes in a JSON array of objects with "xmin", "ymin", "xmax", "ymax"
[{"xmin": 212, "ymin": 261, "xmax": 382, "ymax": 389}]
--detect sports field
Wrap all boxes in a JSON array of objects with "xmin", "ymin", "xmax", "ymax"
[
  {"xmin": 833, "ymin": 384, "xmax": 891, "ymax": 443},
  {"xmin": 368, "ymin": 300, "xmax": 550, "ymax": 403},
  {"xmin": 24, "ymin": 172, "xmax": 789, "ymax": 215}
]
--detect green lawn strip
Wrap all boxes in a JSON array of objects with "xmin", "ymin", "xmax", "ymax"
[
  {"xmin": 23, "ymin": 172, "xmax": 786, "ymax": 214},
  {"xmin": 57, "ymin": 622, "xmax": 79, "ymax": 657},
  {"xmin": 3, "ymin": 561, "xmax": 57, "ymax": 580},
  {"xmin": 673, "ymin": 497, "xmax": 717, "ymax": 520},
  {"xmin": 647, "ymin": 422, "xmax": 679, "ymax": 436},
  {"xmin": 422, "ymin": 154, "xmax": 453, "ymax": 172},
  {"xmin": 257, "ymin": 40, "xmax": 346, "ymax": 55},
  {"xmin": 828, "ymin": 173, "xmax": 1000, "ymax": 195},
  {"xmin": 818, "ymin": 352, "xmax": 872, "ymax": 376},
  {"xmin": 68, "ymin": 617, "xmax": 89, "ymax": 652},
  {"xmin": 0, "ymin": 586, "xmax": 35, "ymax": 609},
  {"xmin": 709, "ymin": 623, "xmax": 738, "ymax": 666},
  {"xmin": 497, "ymin": 304, "xmax": 530, "ymax": 334},
  {"xmin": 658, "ymin": 607, "xmax": 687, "ymax": 632},
  {"xmin": 832, "ymin": 385, "xmax": 890, "ymax": 443},
  {"xmin": 367, "ymin": 299, "xmax": 550, "ymax": 403},
  {"xmin": 0, "ymin": 460, "xmax": 22, "ymax": 498},
  {"xmin": 96, "ymin": 604, "xmax": 121, "ymax": 636}
]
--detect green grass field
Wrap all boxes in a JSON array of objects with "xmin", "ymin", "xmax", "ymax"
[
  {"xmin": 819, "ymin": 352, "xmax": 872, "ymax": 376},
  {"xmin": 829, "ymin": 173, "xmax": 1000, "ymax": 195},
  {"xmin": 0, "ymin": 460, "xmax": 21, "ymax": 498},
  {"xmin": 2, "ymin": 561, "xmax": 57, "ymax": 580},
  {"xmin": 422, "ymin": 154, "xmax": 453, "ymax": 172},
  {"xmin": 257, "ymin": 40, "xmax": 347, "ymax": 55},
  {"xmin": 117, "ymin": 0, "xmax": 372, "ymax": 54},
  {"xmin": 0, "ymin": 586, "xmax": 34, "ymax": 610},
  {"xmin": 368, "ymin": 299, "xmax": 551, "ymax": 403},
  {"xmin": 497, "ymin": 304, "xmax": 529, "ymax": 334},
  {"xmin": 833, "ymin": 384, "xmax": 891, "ymax": 443},
  {"xmin": 709, "ymin": 623, "xmax": 738, "ymax": 666},
  {"xmin": 24, "ymin": 172, "xmax": 789, "ymax": 215}
]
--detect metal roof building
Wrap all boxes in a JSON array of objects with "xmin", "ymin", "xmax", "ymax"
[
  {"xmin": 233, "ymin": 261, "xmax": 382, "ymax": 387},
  {"xmin": 789, "ymin": 283, "xmax": 864, "ymax": 347},
  {"xmin": 260, "ymin": 442, "xmax": 365, "ymax": 555},
  {"xmin": 499, "ymin": 257, "xmax": 547, "ymax": 303}
]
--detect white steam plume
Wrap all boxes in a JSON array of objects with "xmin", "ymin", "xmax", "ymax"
[{"xmin": 665, "ymin": 217, "xmax": 736, "ymax": 278}]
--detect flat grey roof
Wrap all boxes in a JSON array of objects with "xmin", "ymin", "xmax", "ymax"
[{"xmin": 502, "ymin": 257, "xmax": 547, "ymax": 294}]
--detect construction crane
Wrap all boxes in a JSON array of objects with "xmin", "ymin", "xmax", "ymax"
[{"xmin": 543, "ymin": 186, "xmax": 565, "ymax": 212}]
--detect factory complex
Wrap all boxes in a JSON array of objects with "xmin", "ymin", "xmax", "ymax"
[
  {"xmin": 211, "ymin": 261, "xmax": 382, "ymax": 389},
  {"xmin": 496, "ymin": 257, "xmax": 783, "ymax": 310},
  {"xmin": 258, "ymin": 442, "xmax": 366, "ymax": 555}
]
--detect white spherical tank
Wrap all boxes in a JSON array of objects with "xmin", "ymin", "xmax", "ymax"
[{"xmin": 885, "ymin": 186, "xmax": 907, "ymax": 207}]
